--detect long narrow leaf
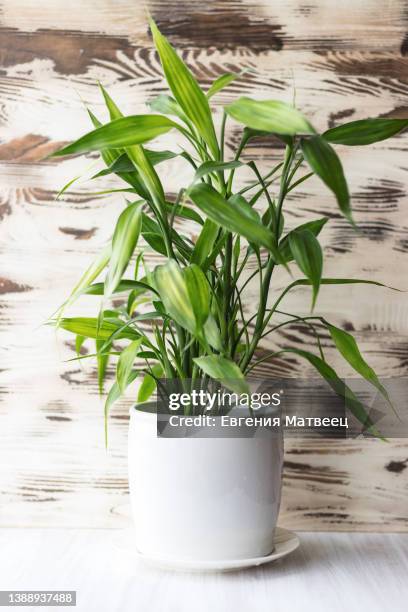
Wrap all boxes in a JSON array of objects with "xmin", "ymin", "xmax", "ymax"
[
  {"xmin": 117, "ymin": 338, "xmax": 143, "ymax": 393},
  {"xmin": 154, "ymin": 260, "xmax": 207, "ymax": 335},
  {"xmin": 83, "ymin": 278, "xmax": 156, "ymax": 297},
  {"xmin": 105, "ymin": 370, "xmax": 139, "ymax": 446},
  {"xmin": 301, "ymin": 136, "xmax": 352, "ymax": 223},
  {"xmin": 165, "ymin": 201, "xmax": 204, "ymax": 225},
  {"xmin": 137, "ymin": 364, "xmax": 164, "ymax": 403},
  {"xmin": 288, "ymin": 229, "xmax": 323, "ymax": 309},
  {"xmin": 327, "ymin": 324, "xmax": 393, "ymax": 408},
  {"xmin": 189, "ymin": 183, "xmax": 280, "ymax": 258},
  {"xmin": 150, "ymin": 19, "xmax": 219, "ymax": 157},
  {"xmin": 53, "ymin": 115, "xmax": 178, "ymax": 157},
  {"xmin": 225, "ymin": 97, "xmax": 314, "ymax": 136},
  {"xmin": 92, "ymin": 149, "xmax": 177, "ymax": 179},
  {"xmin": 105, "ymin": 202, "xmax": 142, "ymax": 297},
  {"xmin": 184, "ymin": 264, "xmax": 210, "ymax": 330},
  {"xmin": 148, "ymin": 94, "xmax": 189, "ymax": 124},
  {"xmin": 193, "ymin": 355, "xmax": 249, "ymax": 395},
  {"xmin": 229, "ymin": 193, "xmax": 261, "ymax": 223},
  {"xmin": 191, "ymin": 219, "xmax": 219, "ymax": 267},
  {"xmin": 96, "ymin": 337, "xmax": 109, "ymax": 395},
  {"xmin": 60, "ymin": 244, "xmax": 111, "ymax": 310},
  {"xmin": 193, "ymin": 160, "xmax": 242, "ymax": 183},
  {"xmin": 280, "ymin": 218, "xmax": 328, "ymax": 263},
  {"xmin": 206, "ymin": 72, "xmax": 241, "ymax": 99},
  {"xmin": 98, "ymin": 84, "xmax": 167, "ymax": 205},
  {"xmin": 57, "ymin": 317, "xmax": 140, "ymax": 341},
  {"xmin": 324, "ymin": 118, "xmax": 408, "ymax": 146},
  {"xmin": 273, "ymin": 277, "xmax": 403, "ymax": 315},
  {"xmin": 282, "ymin": 348, "xmax": 381, "ymax": 435},
  {"xmin": 88, "ymin": 109, "xmax": 150, "ymax": 200}
]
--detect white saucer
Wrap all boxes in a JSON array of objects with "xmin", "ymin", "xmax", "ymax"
[{"xmin": 115, "ymin": 527, "xmax": 299, "ymax": 572}]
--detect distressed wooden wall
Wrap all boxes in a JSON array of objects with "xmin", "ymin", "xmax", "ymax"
[{"xmin": 0, "ymin": 0, "xmax": 408, "ymax": 531}]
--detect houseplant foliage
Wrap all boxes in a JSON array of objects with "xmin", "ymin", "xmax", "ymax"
[{"xmin": 53, "ymin": 20, "xmax": 405, "ymax": 437}]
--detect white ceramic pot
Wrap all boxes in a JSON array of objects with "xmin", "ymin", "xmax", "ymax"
[{"xmin": 128, "ymin": 405, "xmax": 283, "ymax": 562}]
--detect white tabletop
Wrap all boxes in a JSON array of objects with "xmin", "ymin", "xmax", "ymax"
[{"xmin": 0, "ymin": 529, "xmax": 407, "ymax": 612}]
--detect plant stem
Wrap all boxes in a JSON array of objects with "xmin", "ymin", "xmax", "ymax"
[
  {"xmin": 240, "ymin": 143, "xmax": 295, "ymax": 372},
  {"xmin": 226, "ymin": 132, "xmax": 249, "ymax": 196},
  {"xmin": 222, "ymin": 233, "xmax": 233, "ymax": 351}
]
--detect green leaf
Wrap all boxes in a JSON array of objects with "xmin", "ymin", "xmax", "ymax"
[
  {"xmin": 142, "ymin": 213, "xmax": 192, "ymax": 258},
  {"xmin": 87, "ymin": 108, "xmax": 103, "ymax": 129},
  {"xmin": 327, "ymin": 324, "xmax": 392, "ymax": 407},
  {"xmin": 141, "ymin": 213, "xmax": 163, "ymax": 235},
  {"xmin": 117, "ymin": 338, "xmax": 143, "ymax": 393},
  {"xmin": 188, "ymin": 183, "xmax": 280, "ymax": 258},
  {"xmin": 92, "ymin": 149, "xmax": 177, "ymax": 179},
  {"xmin": 127, "ymin": 293, "xmax": 150, "ymax": 316},
  {"xmin": 277, "ymin": 277, "xmax": 402, "ymax": 310},
  {"xmin": 126, "ymin": 145, "xmax": 166, "ymax": 205},
  {"xmin": 150, "ymin": 19, "xmax": 219, "ymax": 157},
  {"xmin": 105, "ymin": 370, "xmax": 139, "ymax": 447},
  {"xmin": 153, "ymin": 260, "xmax": 210, "ymax": 337},
  {"xmin": 141, "ymin": 213, "xmax": 167, "ymax": 255},
  {"xmin": 96, "ymin": 336, "xmax": 109, "ymax": 395},
  {"xmin": 75, "ymin": 335, "xmax": 85, "ymax": 357},
  {"xmin": 206, "ymin": 72, "xmax": 241, "ymax": 99},
  {"xmin": 53, "ymin": 115, "xmax": 178, "ymax": 157},
  {"xmin": 165, "ymin": 201, "xmax": 204, "ymax": 225},
  {"xmin": 57, "ymin": 317, "xmax": 140, "ymax": 341},
  {"xmin": 289, "ymin": 230, "xmax": 323, "ymax": 309},
  {"xmin": 324, "ymin": 118, "xmax": 408, "ymax": 146},
  {"xmin": 282, "ymin": 348, "xmax": 380, "ymax": 435},
  {"xmin": 152, "ymin": 261, "xmax": 192, "ymax": 327},
  {"xmin": 61, "ymin": 244, "xmax": 111, "ymax": 310},
  {"xmin": 229, "ymin": 193, "xmax": 261, "ymax": 224},
  {"xmin": 105, "ymin": 202, "xmax": 142, "ymax": 296},
  {"xmin": 137, "ymin": 364, "xmax": 164, "ymax": 403},
  {"xmin": 233, "ymin": 235, "xmax": 241, "ymax": 266},
  {"xmin": 148, "ymin": 94, "xmax": 189, "ymax": 124},
  {"xmin": 193, "ymin": 160, "xmax": 242, "ymax": 183},
  {"xmin": 143, "ymin": 149, "xmax": 178, "ymax": 166},
  {"xmin": 57, "ymin": 171, "xmax": 85, "ymax": 199},
  {"xmin": 97, "ymin": 84, "xmax": 166, "ymax": 204},
  {"xmin": 301, "ymin": 136, "xmax": 351, "ymax": 223},
  {"xmin": 193, "ymin": 355, "xmax": 249, "ymax": 395},
  {"xmin": 262, "ymin": 203, "xmax": 284, "ymax": 238},
  {"xmin": 83, "ymin": 278, "xmax": 155, "ymax": 297},
  {"xmin": 225, "ymin": 97, "xmax": 314, "ymax": 136},
  {"xmin": 143, "ymin": 232, "xmax": 167, "ymax": 256},
  {"xmin": 99, "ymin": 82, "xmax": 122, "ymax": 120},
  {"xmin": 296, "ymin": 278, "xmax": 401, "ymax": 290},
  {"xmin": 191, "ymin": 219, "xmax": 219, "ymax": 267},
  {"xmin": 203, "ymin": 316, "xmax": 223, "ymax": 352},
  {"xmin": 280, "ymin": 218, "xmax": 328, "ymax": 263},
  {"xmin": 86, "ymin": 105, "xmax": 151, "ymax": 199},
  {"xmin": 183, "ymin": 264, "xmax": 210, "ymax": 330},
  {"xmin": 153, "ymin": 261, "xmax": 221, "ymax": 349}
]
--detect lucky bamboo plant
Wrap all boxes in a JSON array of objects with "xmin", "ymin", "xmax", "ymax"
[{"xmin": 53, "ymin": 20, "xmax": 406, "ymax": 434}]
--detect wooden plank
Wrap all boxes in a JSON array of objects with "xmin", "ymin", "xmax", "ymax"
[
  {"xmin": 1, "ymin": 0, "xmax": 407, "ymax": 51},
  {"xmin": 0, "ymin": 2, "xmax": 407, "ymax": 530}
]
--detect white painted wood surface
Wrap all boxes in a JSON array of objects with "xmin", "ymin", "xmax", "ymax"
[
  {"xmin": 1, "ymin": 0, "xmax": 408, "ymax": 530},
  {"xmin": 0, "ymin": 529, "xmax": 407, "ymax": 612}
]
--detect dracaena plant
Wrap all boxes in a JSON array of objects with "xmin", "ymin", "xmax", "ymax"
[{"xmin": 53, "ymin": 20, "xmax": 405, "ymax": 437}]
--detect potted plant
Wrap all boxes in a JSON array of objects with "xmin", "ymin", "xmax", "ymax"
[{"xmin": 52, "ymin": 20, "xmax": 405, "ymax": 564}]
